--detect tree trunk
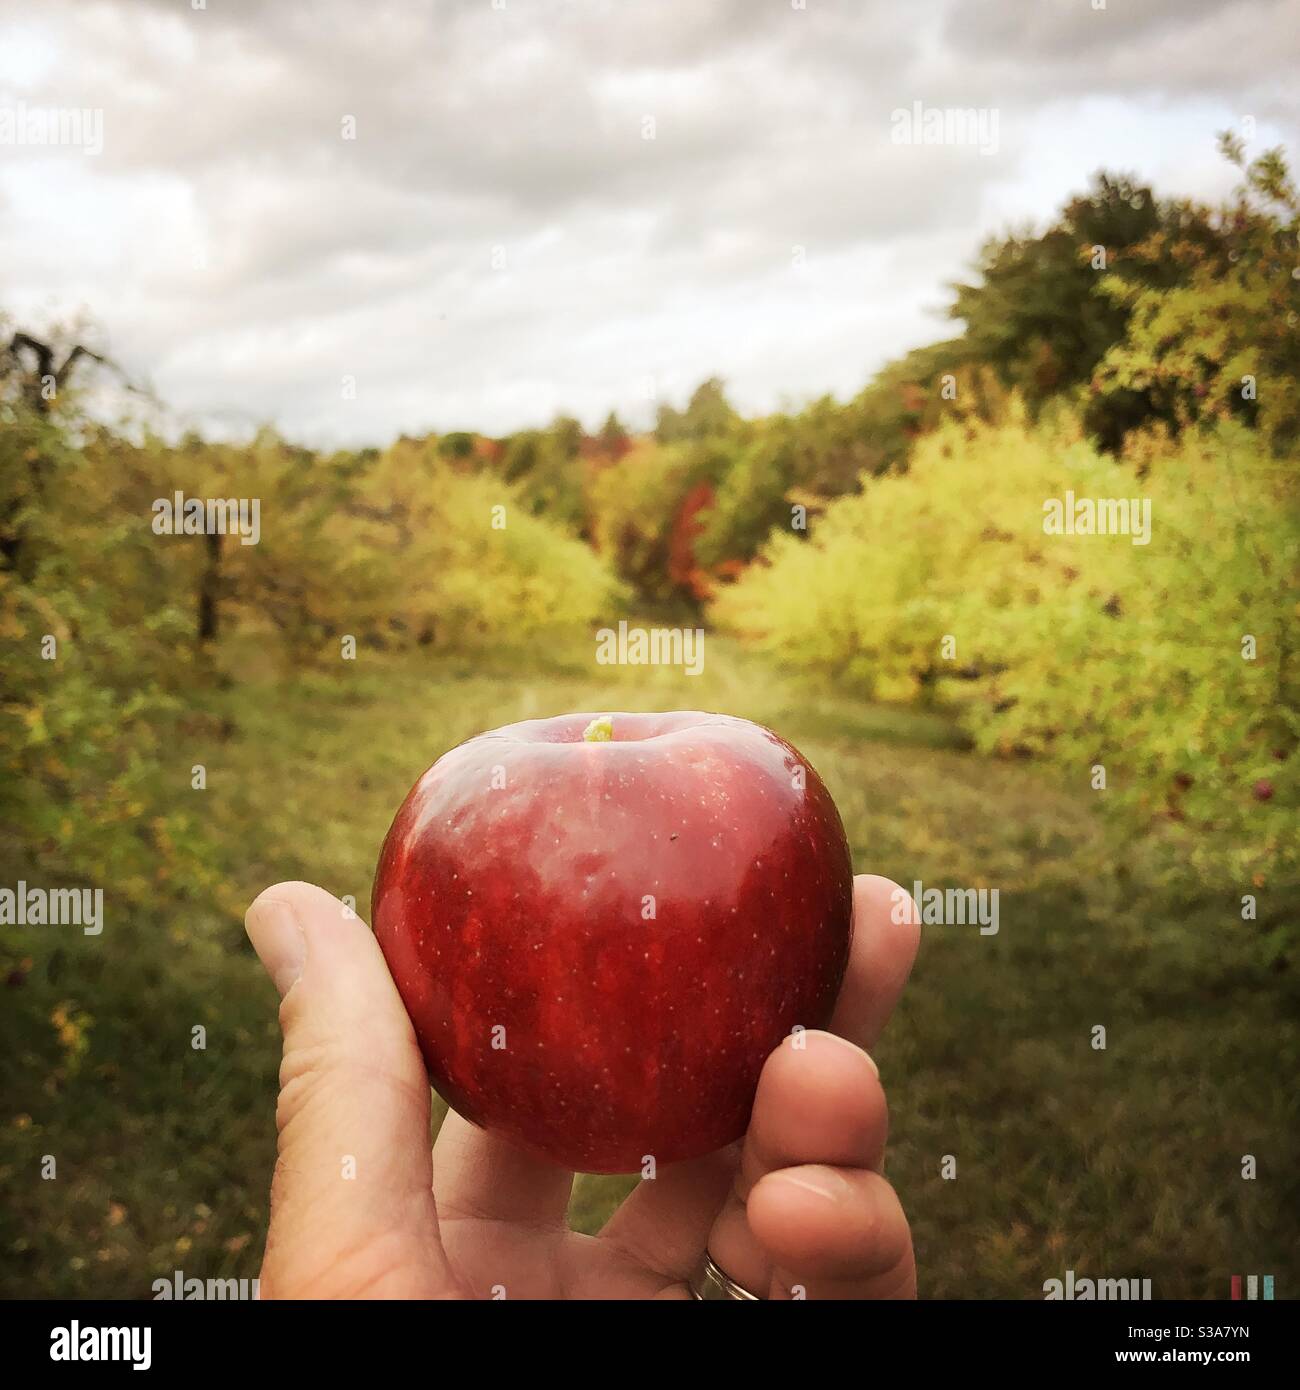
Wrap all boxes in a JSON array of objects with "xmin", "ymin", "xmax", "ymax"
[{"xmin": 198, "ymin": 530, "xmax": 223, "ymax": 642}]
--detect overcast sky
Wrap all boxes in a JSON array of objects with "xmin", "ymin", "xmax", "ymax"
[{"xmin": 1, "ymin": 0, "xmax": 1297, "ymax": 446}]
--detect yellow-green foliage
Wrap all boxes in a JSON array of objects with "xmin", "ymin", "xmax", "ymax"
[
  {"xmin": 588, "ymin": 440, "xmax": 708, "ymax": 599},
  {"xmin": 1096, "ymin": 260, "xmax": 1300, "ymax": 453},
  {"xmin": 71, "ymin": 431, "xmax": 626, "ymax": 660},
  {"xmin": 1, "ymin": 415, "xmax": 204, "ymax": 908},
  {"xmin": 714, "ymin": 413, "xmax": 1298, "ymax": 879},
  {"xmin": 334, "ymin": 439, "xmax": 625, "ymax": 648},
  {"xmin": 1091, "ymin": 138, "xmax": 1300, "ymax": 453},
  {"xmin": 1, "ymin": 414, "xmax": 623, "ymax": 911}
]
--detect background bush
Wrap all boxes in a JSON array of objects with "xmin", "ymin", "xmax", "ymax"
[{"xmin": 714, "ymin": 411, "xmax": 1297, "ymax": 893}]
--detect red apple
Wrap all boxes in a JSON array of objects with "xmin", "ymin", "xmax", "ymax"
[{"xmin": 372, "ymin": 711, "xmax": 853, "ymax": 1173}]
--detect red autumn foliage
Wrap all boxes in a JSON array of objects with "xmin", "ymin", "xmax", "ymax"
[{"xmin": 668, "ymin": 481, "xmax": 717, "ymax": 601}]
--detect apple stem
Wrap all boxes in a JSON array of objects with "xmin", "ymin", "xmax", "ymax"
[{"xmin": 582, "ymin": 715, "xmax": 614, "ymax": 743}]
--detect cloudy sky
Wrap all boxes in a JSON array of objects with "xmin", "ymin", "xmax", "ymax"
[{"xmin": 1, "ymin": 0, "xmax": 1297, "ymax": 445}]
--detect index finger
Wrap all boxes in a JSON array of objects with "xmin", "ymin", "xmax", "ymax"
[{"xmin": 830, "ymin": 875, "xmax": 921, "ymax": 1052}]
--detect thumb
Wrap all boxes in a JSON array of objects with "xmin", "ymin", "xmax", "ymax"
[{"xmin": 245, "ymin": 880, "xmax": 459, "ymax": 1298}]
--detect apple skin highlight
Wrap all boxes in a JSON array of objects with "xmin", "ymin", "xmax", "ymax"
[{"xmin": 372, "ymin": 711, "xmax": 854, "ymax": 1173}]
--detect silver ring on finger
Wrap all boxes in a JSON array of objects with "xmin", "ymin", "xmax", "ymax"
[{"xmin": 688, "ymin": 1252, "xmax": 762, "ymax": 1301}]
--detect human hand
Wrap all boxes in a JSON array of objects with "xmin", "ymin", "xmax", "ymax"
[{"xmin": 244, "ymin": 873, "xmax": 919, "ymax": 1299}]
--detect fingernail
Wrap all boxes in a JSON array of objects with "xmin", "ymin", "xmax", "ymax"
[
  {"xmin": 825, "ymin": 1031, "xmax": 880, "ymax": 1080},
  {"xmin": 246, "ymin": 896, "xmax": 306, "ymax": 997},
  {"xmin": 775, "ymin": 1166, "xmax": 853, "ymax": 1204}
]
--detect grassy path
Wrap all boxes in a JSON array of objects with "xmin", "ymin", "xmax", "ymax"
[{"xmin": 2, "ymin": 638, "xmax": 1296, "ymax": 1297}]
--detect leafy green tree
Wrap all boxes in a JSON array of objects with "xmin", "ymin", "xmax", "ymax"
[
  {"xmin": 1, "ymin": 324, "xmax": 118, "ymax": 577},
  {"xmin": 950, "ymin": 172, "xmax": 1229, "ymax": 447},
  {"xmin": 1093, "ymin": 136, "xmax": 1300, "ymax": 454},
  {"xmin": 597, "ymin": 410, "xmax": 631, "ymax": 457},
  {"xmin": 437, "ymin": 431, "xmax": 476, "ymax": 461},
  {"xmin": 694, "ymin": 428, "xmax": 796, "ymax": 572},
  {"xmin": 655, "ymin": 378, "xmax": 740, "ymax": 443}
]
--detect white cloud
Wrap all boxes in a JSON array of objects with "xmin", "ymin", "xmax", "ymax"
[{"xmin": 0, "ymin": 0, "xmax": 1295, "ymax": 445}]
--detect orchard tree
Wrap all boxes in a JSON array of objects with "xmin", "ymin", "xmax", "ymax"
[
  {"xmin": 949, "ymin": 171, "xmax": 1228, "ymax": 445},
  {"xmin": 1094, "ymin": 135, "xmax": 1300, "ymax": 454},
  {"xmin": 0, "ymin": 324, "xmax": 118, "ymax": 575}
]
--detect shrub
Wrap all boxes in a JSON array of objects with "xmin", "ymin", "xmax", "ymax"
[{"xmin": 713, "ymin": 413, "xmax": 1298, "ymax": 883}]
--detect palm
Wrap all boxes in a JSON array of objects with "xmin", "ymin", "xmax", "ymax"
[
  {"xmin": 437, "ymin": 1208, "xmax": 695, "ymax": 1300},
  {"xmin": 431, "ymin": 1129, "xmax": 742, "ymax": 1299}
]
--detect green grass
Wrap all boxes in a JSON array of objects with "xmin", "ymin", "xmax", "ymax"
[{"xmin": 1, "ymin": 638, "xmax": 1296, "ymax": 1298}]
